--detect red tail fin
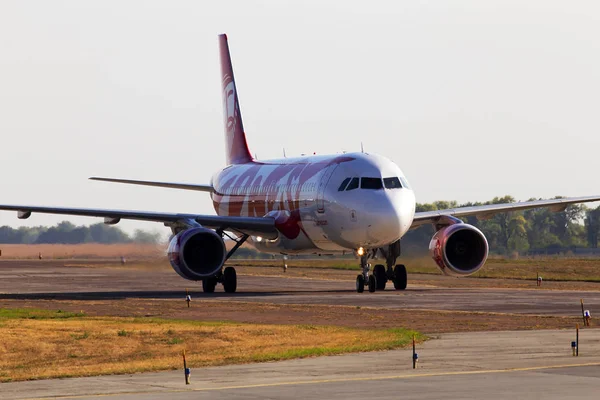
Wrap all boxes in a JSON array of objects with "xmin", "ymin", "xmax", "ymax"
[{"xmin": 219, "ymin": 34, "xmax": 253, "ymax": 165}]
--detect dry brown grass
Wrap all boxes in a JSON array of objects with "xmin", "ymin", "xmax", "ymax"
[
  {"xmin": 0, "ymin": 309, "xmax": 419, "ymax": 382},
  {"xmin": 0, "ymin": 244, "xmax": 164, "ymax": 260}
]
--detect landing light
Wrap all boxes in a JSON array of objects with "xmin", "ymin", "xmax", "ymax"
[
  {"xmin": 357, "ymin": 247, "xmax": 364, "ymax": 256},
  {"xmin": 256, "ymin": 236, "xmax": 263, "ymax": 242}
]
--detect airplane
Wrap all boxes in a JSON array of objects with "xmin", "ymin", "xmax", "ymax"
[{"xmin": 2, "ymin": 33, "xmax": 600, "ymax": 294}]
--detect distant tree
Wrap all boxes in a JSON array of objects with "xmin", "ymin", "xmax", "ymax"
[
  {"xmin": 585, "ymin": 205, "xmax": 600, "ymax": 248},
  {"xmin": 415, "ymin": 203, "xmax": 438, "ymax": 212},
  {"xmin": 35, "ymin": 224, "xmax": 92, "ymax": 244},
  {"xmin": 432, "ymin": 200, "xmax": 458, "ymax": 211},
  {"xmin": 18, "ymin": 226, "xmax": 46, "ymax": 244},
  {"xmin": 487, "ymin": 196, "xmax": 516, "ymax": 253},
  {"xmin": 0, "ymin": 221, "xmax": 160, "ymax": 244},
  {"xmin": 507, "ymin": 214, "xmax": 529, "ymax": 253},
  {"xmin": 132, "ymin": 229, "xmax": 162, "ymax": 244},
  {"xmin": 0, "ymin": 226, "xmax": 22, "ymax": 243},
  {"xmin": 88, "ymin": 223, "xmax": 131, "ymax": 244}
]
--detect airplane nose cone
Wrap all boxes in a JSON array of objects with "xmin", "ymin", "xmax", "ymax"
[
  {"xmin": 365, "ymin": 196, "xmax": 403, "ymax": 246},
  {"xmin": 333, "ymin": 188, "xmax": 415, "ymax": 249}
]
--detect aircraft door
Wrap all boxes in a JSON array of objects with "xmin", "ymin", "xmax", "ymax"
[{"xmin": 317, "ymin": 164, "xmax": 338, "ymax": 213}]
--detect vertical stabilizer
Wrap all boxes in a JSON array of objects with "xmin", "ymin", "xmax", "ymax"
[{"xmin": 219, "ymin": 34, "xmax": 253, "ymax": 165}]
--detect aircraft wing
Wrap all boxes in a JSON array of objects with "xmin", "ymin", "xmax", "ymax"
[
  {"xmin": 411, "ymin": 195, "xmax": 600, "ymax": 229},
  {"xmin": 0, "ymin": 205, "xmax": 277, "ymax": 239},
  {"xmin": 89, "ymin": 177, "xmax": 213, "ymax": 192}
]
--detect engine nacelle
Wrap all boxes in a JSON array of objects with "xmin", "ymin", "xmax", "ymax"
[
  {"xmin": 168, "ymin": 228, "xmax": 226, "ymax": 280},
  {"xmin": 429, "ymin": 224, "xmax": 489, "ymax": 276}
]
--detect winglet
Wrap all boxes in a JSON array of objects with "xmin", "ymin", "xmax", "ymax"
[{"xmin": 219, "ymin": 34, "xmax": 253, "ymax": 165}]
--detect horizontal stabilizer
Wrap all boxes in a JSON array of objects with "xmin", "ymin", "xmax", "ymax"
[{"xmin": 89, "ymin": 177, "xmax": 213, "ymax": 192}]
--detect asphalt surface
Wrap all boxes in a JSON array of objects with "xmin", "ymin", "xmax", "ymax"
[
  {"xmin": 4, "ymin": 330, "xmax": 600, "ymax": 399},
  {"xmin": 1, "ymin": 260, "xmax": 600, "ymax": 316},
  {"xmin": 3, "ymin": 260, "xmax": 600, "ymax": 398}
]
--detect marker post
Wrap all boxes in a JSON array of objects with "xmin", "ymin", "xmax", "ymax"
[
  {"xmin": 183, "ymin": 350, "xmax": 190, "ymax": 384},
  {"xmin": 412, "ymin": 334, "xmax": 418, "ymax": 369},
  {"xmin": 584, "ymin": 310, "xmax": 591, "ymax": 327},
  {"xmin": 576, "ymin": 324, "xmax": 579, "ymax": 357}
]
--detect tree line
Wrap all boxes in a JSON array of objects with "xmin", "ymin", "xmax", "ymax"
[
  {"xmin": 3, "ymin": 197, "xmax": 599, "ymax": 253},
  {"xmin": 0, "ymin": 221, "xmax": 163, "ymax": 244},
  {"xmin": 404, "ymin": 196, "xmax": 600, "ymax": 255}
]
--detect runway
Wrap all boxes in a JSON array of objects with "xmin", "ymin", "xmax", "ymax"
[
  {"xmin": 1, "ymin": 260, "xmax": 600, "ymax": 316},
  {"xmin": 4, "ymin": 330, "xmax": 600, "ymax": 399}
]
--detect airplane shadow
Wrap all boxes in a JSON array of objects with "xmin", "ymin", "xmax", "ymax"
[{"xmin": 0, "ymin": 289, "xmax": 354, "ymax": 301}]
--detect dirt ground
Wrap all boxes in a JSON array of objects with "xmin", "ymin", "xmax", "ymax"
[
  {"xmin": 0, "ymin": 298, "xmax": 587, "ymax": 335},
  {"xmin": 1, "ymin": 256, "xmax": 599, "ymax": 335}
]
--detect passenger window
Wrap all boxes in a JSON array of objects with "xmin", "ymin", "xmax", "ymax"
[
  {"xmin": 338, "ymin": 178, "xmax": 351, "ymax": 191},
  {"xmin": 383, "ymin": 177, "xmax": 402, "ymax": 189},
  {"xmin": 361, "ymin": 177, "xmax": 383, "ymax": 190},
  {"xmin": 345, "ymin": 177, "xmax": 359, "ymax": 191}
]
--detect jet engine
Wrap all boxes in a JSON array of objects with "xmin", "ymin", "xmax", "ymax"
[
  {"xmin": 429, "ymin": 224, "xmax": 488, "ymax": 276},
  {"xmin": 168, "ymin": 228, "xmax": 226, "ymax": 280}
]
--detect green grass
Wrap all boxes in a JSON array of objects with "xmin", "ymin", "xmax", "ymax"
[
  {"xmin": 0, "ymin": 308, "xmax": 85, "ymax": 320},
  {"xmin": 249, "ymin": 328, "xmax": 421, "ymax": 362},
  {"xmin": 166, "ymin": 337, "xmax": 184, "ymax": 345},
  {"xmin": 70, "ymin": 331, "xmax": 89, "ymax": 340}
]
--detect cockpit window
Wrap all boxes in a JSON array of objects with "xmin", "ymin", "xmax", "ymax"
[
  {"xmin": 345, "ymin": 177, "xmax": 359, "ymax": 191},
  {"xmin": 399, "ymin": 177, "xmax": 411, "ymax": 190},
  {"xmin": 383, "ymin": 177, "xmax": 402, "ymax": 189},
  {"xmin": 338, "ymin": 178, "xmax": 351, "ymax": 191},
  {"xmin": 360, "ymin": 177, "xmax": 383, "ymax": 190}
]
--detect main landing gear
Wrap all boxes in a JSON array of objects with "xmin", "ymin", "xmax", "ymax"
[
  {"xmin": 201, "ymin": 232, "xmax": 246, "ymax": 294},
  {"xmin": 201, "ymin": 266, "xmax": 237, "ymax": 293},
  {"xmin": 355, "ymin": 241, "xmax": 407, "ymax": 293}
]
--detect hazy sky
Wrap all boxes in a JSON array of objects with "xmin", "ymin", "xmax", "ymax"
[{"xmin": 1, "ymin": 1, "xmax": 599, "ymax": 235}]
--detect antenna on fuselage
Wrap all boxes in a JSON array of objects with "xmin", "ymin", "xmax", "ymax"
[
  {"xmin": 360, "ymin": 142, "xmax": 364, "ymax": 153},
  {"xmin": 283, "ymin": 148, "xmax": 287, "ymax": 158}
]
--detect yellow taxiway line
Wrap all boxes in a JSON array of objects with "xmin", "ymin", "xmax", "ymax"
[{"xmin": 25, "ymin": 361, "xmax": 600, "ymax": 399}]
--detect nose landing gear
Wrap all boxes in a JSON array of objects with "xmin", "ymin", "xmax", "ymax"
[
  {"xmin": 355, "ymin": 241, "xmax": 407, "ymax": 293},
  {"xmin": 356, "ymin": 254, "xmax": 377, "ymax": 293}
]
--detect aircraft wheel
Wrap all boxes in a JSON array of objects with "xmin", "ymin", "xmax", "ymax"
[
  {"xmin": 368, "ymin": 274, "xmax": 377, "ymax": 293},
  {"xmin": 373, "ymin": 264, "xmax": 387, "ymax": 290},
  {"xmin": 356, "ymin": 274, "xmax": 365, "ymax": 293},
  {"xmin": 223, "ymin": 266, "xmax": 237, "ymax": 293},
  {"xmin": 202, "ymin": 277, "xmax": 218, "ymax": 293},
  {"xmin": 393, "ymin": 264, "xmax": 407, "ymax": 290}
]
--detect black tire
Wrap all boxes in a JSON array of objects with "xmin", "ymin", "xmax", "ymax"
[
  {"xmin": 223, "ymin": 266, "xmax": 237, "ymax": 293},
  {"xmin": 356, "ymin": 274, "xmax": 365, "ymax": 293},
  {"xmin": 393, "ymin": 264, "xmax": 407, "ymax": 290},
  {"xmin": 202, "ymin": 277, "xmax": 217, "ymax": 293},
  {"xmin": 368, "ymin": 274, "xmax": 377, "ymax": 293},
  {"xmin": 373, "ymin": 264, "xmax": 387, "ymax": 290}
]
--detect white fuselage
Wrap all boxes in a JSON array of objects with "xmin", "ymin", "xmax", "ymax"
[{"xmin": 210, "ymin": 152, "xmax": 416, "ymax": 254}]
